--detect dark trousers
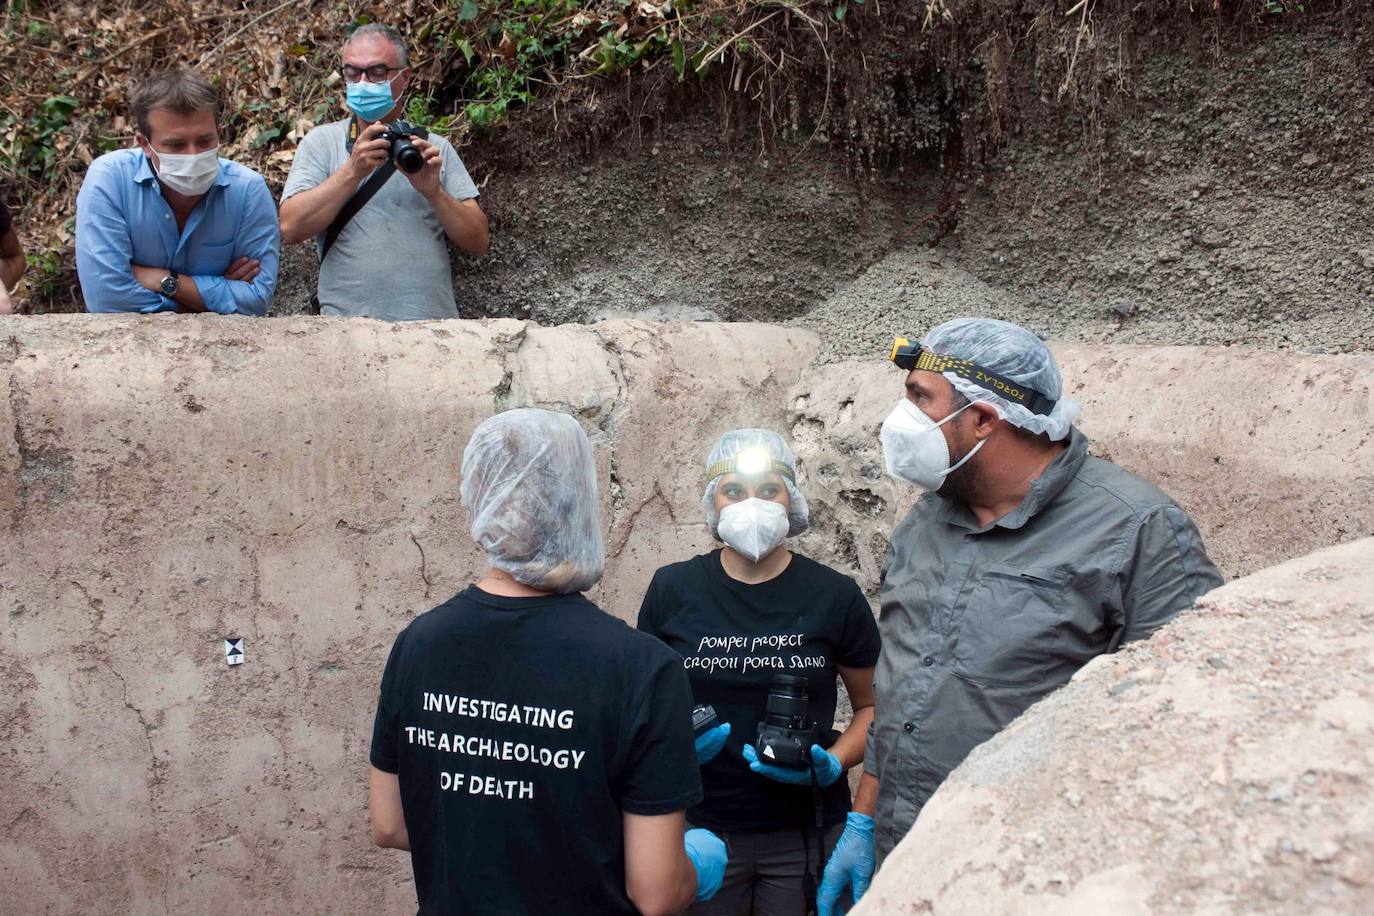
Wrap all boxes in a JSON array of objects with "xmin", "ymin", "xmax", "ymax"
[{"xmin": 687, "ymin": 822, "xmax": 845, "ymax": 916}]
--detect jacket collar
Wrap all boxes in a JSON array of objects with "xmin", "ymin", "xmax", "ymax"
[{"xmin": 936, "ymin": 426, "xmax": 1090, "ymax": 532}]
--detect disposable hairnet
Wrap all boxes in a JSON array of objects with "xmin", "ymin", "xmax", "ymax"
[
  {"xmin": 460, "ymin": 408, "xmax": 604, "ymax": 594},
  {"xmin": 921, "ymin": 317, "xmax": 1081, "ymax": 440},
  {"xmin": 702, "ymin": 429, "xmax": 809, "ymax": 538}
]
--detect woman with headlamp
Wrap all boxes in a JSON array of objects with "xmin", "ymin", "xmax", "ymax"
[{"xmin": 637, "ymin": 429, "xmax": 881, "ymax": 915}]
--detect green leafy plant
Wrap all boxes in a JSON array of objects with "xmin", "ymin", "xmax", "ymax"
[
  {"xmin": 422, "ymin": 0, "xmax": 788, "ymax": 132},
  {"xmin": 0, "ymin": 94, "xmax": 80, "ymax": 184},
  {"xmin": 406, "ymin": 94, "xmax": 455, "ymax": 133},
  {"xmin": 24, "ymin": 247, "xmax": 70, "ymax": 299}
]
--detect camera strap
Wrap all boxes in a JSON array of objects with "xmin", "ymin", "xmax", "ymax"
[
  {"xmin": 308, "ymin": 160, "xmax": 396, "ymax": 315},
  {"xmin": 319, "ymin": 160, "xmax": 397, "ymax": 264}
]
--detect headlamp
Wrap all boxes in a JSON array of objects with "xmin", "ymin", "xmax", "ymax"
[
  {"xmin": 734, "ymin": 447, "xmax": 771, "ymax": 476},
  {"xmin": 889, "ymin": 337, "xmax": 923, "ymax": 370},
  {"xmin": 888, "ymin": 336, "xmax": 1059, "ymax": 417},
  {"xmin": 706, "ymin": 446, "xmax": 796, "ymax": 484}
]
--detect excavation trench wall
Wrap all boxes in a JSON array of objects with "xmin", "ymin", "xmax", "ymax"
[
  {"xmin": 855, "ymin": 535, "xmax": 1374, "ymax": 916},
  {"xmin": 1, "ymin": 317, "xmax": 1372, "ymax": 914}
]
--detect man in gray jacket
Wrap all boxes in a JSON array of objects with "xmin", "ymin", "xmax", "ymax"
[{"xmin": 818, "ymin": 318, "xmax": 1222, "ymax": 915}]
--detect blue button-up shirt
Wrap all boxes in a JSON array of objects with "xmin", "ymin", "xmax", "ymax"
[{"xmin": 75, "ymin": 148, "xmax": 279, "ymax": 315}]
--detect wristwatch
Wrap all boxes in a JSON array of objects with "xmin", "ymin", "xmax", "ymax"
[{"xmin": 160, "ymin": 270, "xmax": 180, "ymax": 296}]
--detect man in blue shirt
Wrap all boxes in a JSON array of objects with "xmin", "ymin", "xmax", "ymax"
[{"xmin": 76, "ymin": 69, "xmax": 279, "ymax": 315}]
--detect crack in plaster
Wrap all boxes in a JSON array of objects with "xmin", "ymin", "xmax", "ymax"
[
  {"xmin": 70, "ymin": 579, "xmax": 108, "ymax": 636},
  {"xmin": 96, "ymin": 655, "xmax": 171, "ymax": 909},
  {"xmin": 408, "ymin": 531, "xmax": 433, "ymax": 598},
  {"xmin": 99, "ymin": 659, "xmax": 163, "ymax": 788},
  {"xmin": 610, "ymin": 482, "xmax": 677, "ymax": 560},
  {"xmin": 586, "ymin": 327, "xmax": 637, "ymax": 541},
  {"xmin": 490, "ymin": 322, "xmax": 530, "ymax": 409},
  {"xmin": 585, "ymin": 328, "xmax": 630, "ymax": 436}
]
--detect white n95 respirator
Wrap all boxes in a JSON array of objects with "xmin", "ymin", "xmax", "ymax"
[
  {"xmin": 717, "ymin": 498, "xmax": 789, "ymax": 562},
  {"xmin": 878, "ymin": 398, "xmax": 985, "ymax": 490}
]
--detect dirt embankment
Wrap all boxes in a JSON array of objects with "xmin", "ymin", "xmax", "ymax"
[
  {"xmin": 949, "ymin": 17, "xmax": 1374, "ymax": 354},
  {"xmin": 273, "ymin": 122, "xmax": 928, "ymax": 326},
  {"xmin": 274, "ymin": 13, "xmax": 1374, "ymax": 357},
  {"xmin": 16, "ymin": 6, "xmax": 1374, "ymax": 361}
]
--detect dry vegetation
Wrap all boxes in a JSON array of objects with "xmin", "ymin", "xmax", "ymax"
[{"xmin": 0, "ymin": 0, "xmax": 1349, "ymax": 311}]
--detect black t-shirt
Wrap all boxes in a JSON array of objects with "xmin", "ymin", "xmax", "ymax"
[
  {"xmin": 0, "ymin": 197, "xmax": 11, "ymax": 236},
  {"xmin": 637, "ymin": 550, "xmax": 881, "ymax": 833},
  {"xmin": 370, "ymin": 586, "xmax": 702, "ymax": 916}
]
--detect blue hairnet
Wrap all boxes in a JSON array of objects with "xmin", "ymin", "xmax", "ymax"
[
  {"xmin": 922, "ymin": 318, "xmax": 1082, "ymax": 440},
  {"xmin": 702, "ymin": 429, "xmax": 809, "ymax": 538},
  {"xmin": 460, "ymin": 408, "xmax": 604, "ymax": 594}
]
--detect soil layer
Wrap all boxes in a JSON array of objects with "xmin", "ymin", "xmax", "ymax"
[{"xmin": 279, "ymin": 16, "xmax": 1373, "ymax": 358}]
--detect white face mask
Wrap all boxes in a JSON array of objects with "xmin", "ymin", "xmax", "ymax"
[
  {"xmin": 717, "ymin": 498, "xmax": 790, "ymax": 563},
  {"xmin": 879, "ymin": 398, "xmax": 986, "ymax": 490},
  {"xmin": 151, "ymin": 146, "xmax": 220, "ymax": 196}
]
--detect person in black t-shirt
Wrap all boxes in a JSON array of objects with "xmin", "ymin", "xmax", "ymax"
[
  {"xmin": 369, "ymin": 408, "xmax": 727, "ymax": 915},
  {"xmin": 0, "ymin": 194, "xmax": 24, "ymax": 314},
  {"xmin": 637, "ymin": 429, "xmax": 881, "ymax": 916}
]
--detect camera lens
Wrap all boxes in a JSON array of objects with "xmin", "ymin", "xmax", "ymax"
[
  {"xmin": 391, "ymin": 138, "xmax": 424, "ymax": 174},
  {"xmin": 764, "ymin": 674, "xmax": 808, "ymax": 730}
]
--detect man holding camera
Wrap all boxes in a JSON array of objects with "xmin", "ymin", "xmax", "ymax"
[
  {"xmin": 816, "ymin": 318, "xmax": 1222, "ymax": 914},
  {"xmin": 280, "ymin": 23, "xmax": 489, "ymax": 320}
]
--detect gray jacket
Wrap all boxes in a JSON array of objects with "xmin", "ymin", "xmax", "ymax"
[{"xmin": 867, "ymin": 427, "xmax": 1222, "ymax": 861}]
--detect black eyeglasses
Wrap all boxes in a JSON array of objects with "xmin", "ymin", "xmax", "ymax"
[{"xmin": 339, "ymin": 64, "xmax": 404, "ymax": 83}]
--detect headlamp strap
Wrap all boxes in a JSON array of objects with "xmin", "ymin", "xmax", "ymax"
[
  {"xmin": 705, "ymin": 457, "xmax": 797, "ymax": 484},
  {"xmin": 891, "ymin": 340, "xmax": 1058, "ymax": 417}
]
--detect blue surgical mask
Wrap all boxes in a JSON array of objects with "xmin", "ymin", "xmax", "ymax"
[{"xmin": 346, "ymin": 78, "xmax": 395, "ymax": 122}]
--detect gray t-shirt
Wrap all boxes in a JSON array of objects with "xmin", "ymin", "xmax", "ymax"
[{"xmin": 281, "ymin": 118, "xmax": 479, "ymax": 320}]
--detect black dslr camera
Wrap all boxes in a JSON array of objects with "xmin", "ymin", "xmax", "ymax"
[
  {"xmin": 692, "ymin": 704, "xmax": 718, "ymax": 737},
  {"xmin": 382, "ymin": 120, "xmax": 426, "ymax": 174},
  {"xmin": 754, "ymin": 674, "xmax": 817, "ymax": 770}
]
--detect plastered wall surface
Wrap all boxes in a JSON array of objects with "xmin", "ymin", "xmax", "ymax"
[
  {"xmin": 0, "ymin": 316, "xmax": 816, "ymax": 915},
  {"xmin": 855, "ymin": 535, "xmax": 1374, "ymax": 915},
  {"xmin": 2, "ymin": 317, "xmax": 1372, "ymax": 913}
]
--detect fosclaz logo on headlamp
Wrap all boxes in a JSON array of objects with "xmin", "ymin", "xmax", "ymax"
[{"xmin": 887, "ymin": 336, "xmax": 1060, "ymax": 417}]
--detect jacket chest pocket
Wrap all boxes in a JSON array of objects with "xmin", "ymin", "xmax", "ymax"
[{"xmin": 953, "ymin": 564, "xmax": 1070, "ymax": 687}]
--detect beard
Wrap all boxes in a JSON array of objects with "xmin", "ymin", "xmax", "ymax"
[{"xmin": 936, "ymin": 427, "xmax": 984, "ymax": 506}]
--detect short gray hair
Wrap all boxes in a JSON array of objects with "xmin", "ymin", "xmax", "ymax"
[
  {"xmin": 130, "ymin": 69, "xmax": 219, "ymax": 138},
  {"xmin": 342, "ymin": 23, "xmax": 409, "ymax": 67}
]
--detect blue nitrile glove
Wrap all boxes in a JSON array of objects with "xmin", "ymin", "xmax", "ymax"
[
  {"xmin": 743, "ymin": 742, "xmax": 844, "ymax": 787},
  {"xmin": 695, "ymin": 722, "xmax": 731, "ymax": 765},
  {"xmin": 684, "ymin": 827, "xmax": 727, "ymax": 901},
  {"xmin": 817, "ymin": 812, "xmax": 875, "ymax": 916}
]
